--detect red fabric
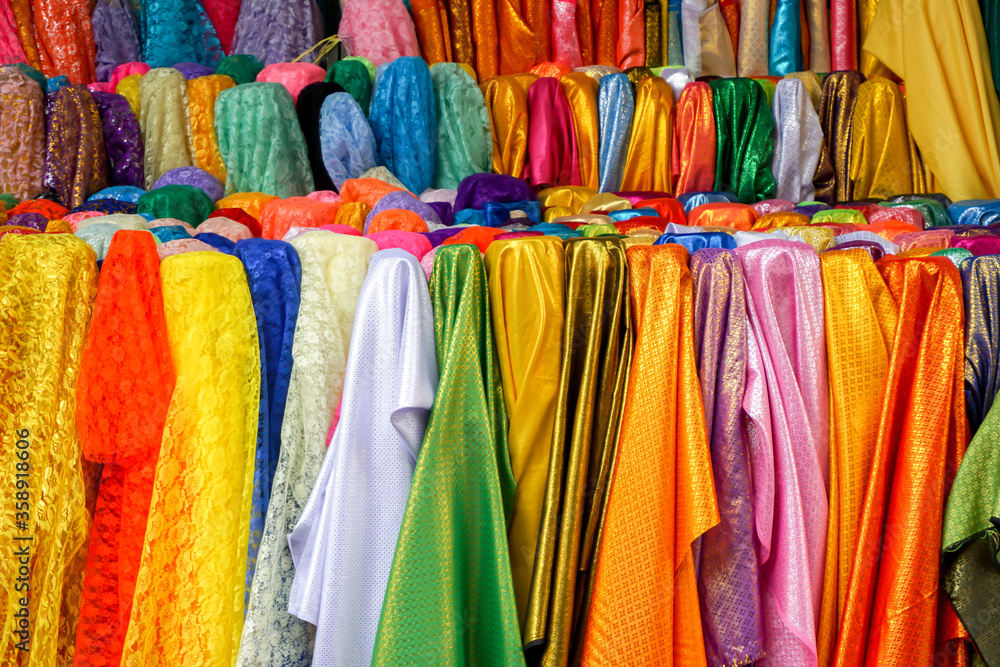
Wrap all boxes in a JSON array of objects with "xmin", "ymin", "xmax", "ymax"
[
  {"xmin": 8, "ymin": 198, "xmax": 69, "ymax": 220},
  {"xmin": 339, "ymin": 178, "xmax": 405, "ymax": 208},
  {"xmin": 635, "ymin": 197, "xmax": 687, "ymax": 224},
  {"xmin": 213, "ymin": 207, "xmax": 262, "ymax": 237},
  {"xmin": 829, "ymin": 0, "xmax": 857, "ymax": 70},
  {"xmin": 614, "ymin": 216, "xmax": 667, "ymax": 234},
  {"xmin": 259, "ymin": 197, "xmax": 342, "ymax": 240},
  {"xmin": 442, "ymin": 226, "xmax": 507, "ymax": 253}
]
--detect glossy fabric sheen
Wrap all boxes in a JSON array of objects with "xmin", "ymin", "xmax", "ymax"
[
  {"xmin": 561, "ymin": 73, "xmax": 600, "ymax": 190},
  {"xmin": 819, "ymin": 71, "xmax": 864, "ymax": 203},
  {"xmin": 0, "ymin": 235, "xmax": 96, "ymax": 666},
  {"xmin": 621, "ymin": 76, "xmax": 674, "ymax": 193},
  {"xmin": 482, "ymin": 75, "xmax": 531, "ymax": 177},
  {"xmin": 672, "ymin": 82, "xmax": 716, "ymax": 196},
  {"xmin": 960, "ymin": 256, "xmax": 1000, "ymax": 434},
  {"xmin": 711, "ymin": 78, "xmax": 776, "ymax": 203},
  {"xmin": 527, "ymin": 77, "xmax": 580, "ymax": 187},
  {"xmin": 597, "ymin": 73, "xmax": 634, "ymax": 193},
  {"xmin": 44, "ymin": 85, "xmax": 108, "ymax": 209},
  {"xmin": 849, "ymin": 77, "xmax": 917, "ymax": 200},
  {"xmin": 772, "ymin": 78, "xmax": 822, "ymax": 204}
]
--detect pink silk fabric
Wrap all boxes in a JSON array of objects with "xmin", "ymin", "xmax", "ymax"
[
  {"xmin": 552, "ymin": 0, "xmax": 583, "ymax": 68},
  {"xmin": 830, "ymin": 0, "xmax": 857, "ymax": 70},
  {"xmin": 737, "ymin": 239, "xmax": 830, "ymax": 667},
  {"xmin": 527, "ymin": 77, "xmax": 581, "ymax": 187}
]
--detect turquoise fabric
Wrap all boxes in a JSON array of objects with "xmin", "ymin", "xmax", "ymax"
[{"xmin": 430, "ymin": 63, "xmax": 491, "ymax": 189}]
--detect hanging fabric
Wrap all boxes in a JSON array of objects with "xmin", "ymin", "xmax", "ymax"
[
  {"xmin": 771, "ymin": 78, "xmax": 822, "ymax": 203},
  {"xmin": 91, "ymin": 0, "xmax": 141, "ymax": 83},
  {"xmin": 139, "ymin": 68, "xmax": 194, "ymax": 190},
  {"xmin": 139, "ymin": 0, "xmax": 224, "ymax": 69},
  {"xmin": 818, "ymin": 70, "xmax": 864, "ymax": 203},
  {"xmin": 187, "ymin": 74, "xmax": 235, "ymax": 185},
  {"xmin": 527, "ymin": 77, "xmax": 581, "ymax": 187},
  {"xmin": 230, "ymin": 0, "xmax": 322, "ymax": 66},
  {"xmin": 848, "ymin": 76, "xmax": 914, "ymax": 200},
  {"xmin": 432, "ymin": 64, "xmax": 493, "ymax": 189},
  {"xmin": 711, "ymin": 77, "xmax": 776, "ymax": 203},
  {"xmin": 91, "ymin": 91, "xmax": 145, "ymax": 189},
  {"xmin": 961, "ymin": 256, "xmax": 1000, "ymax": 434},
  {"xmin": 0, "ymin": 67, "xmax": 45, "ymax": 201},
  {"xmin": 43, "ymin": 85, "xmax": 108, "ymax": 208},
  {"xmin": 561, "ymin": 72, "xmax": 601, "ymax": 190},
  {"xmin": 621, "ymin": 76, "xmax": 674, "ymax": 193}
]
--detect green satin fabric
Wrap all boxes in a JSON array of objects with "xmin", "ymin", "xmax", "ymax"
[
  {"xmin": 371, "ymin": 244, "xmax": 524, "ymax": 667},
  {"xmin": 932, "ymin": 247, "xmax": 974, "ymax": 266},
  {"xmin": 523, "ymin": 237, "xmax": 633, "ymax": 666},
  {"xmin": 431, "ymin": 63, "xmax": 493, "ymax": 189},
  {"xmin": 710, "ymin": 78, "xmax": 776, "ymax": 203},
  {"xmin": 880, "ymin": 200, "xmax": 951, "ymax": 228},
  {"xmin": 327, "ymin": 58, "xmax": 374, "ymax": 114}
]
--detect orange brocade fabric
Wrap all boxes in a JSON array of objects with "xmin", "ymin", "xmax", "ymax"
[{"xmin": 73, "ymin": 231, "xmax": 175, "ymax": 667}]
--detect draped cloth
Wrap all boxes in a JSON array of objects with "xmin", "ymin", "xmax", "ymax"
[
  {"xmin": 0, "ymin": 67, "xmax": 45, "ymax": 201},
  {"xmin": 369, "ymin": 57, "xmax": 437, "ymax": 195},
  {"xmin": 772, "ymin": 78, "xmax": 822, "ymax": 204},
  {"xmin": 320, "ymin": 93, "xmax": 378, "ymax": 191},
  {"xmin": 286, "ymin": 249, "xmax": 436, "ymax": 667},
  {"xmin": 187, "ymin": 74, "xmax": 234, "ymax": 184},
  {"xmin": 497, "ymin": 0, "xmax": 550, "ymax": 74},
  {"xmin": 215, "ymin": 82, "xmax": 315, "ymax": 198},
  {"xmin": 621, "ymin": 76, "xmax": 674, "ymax": 193},
  {"xmin": 140, "ymin": 0, "xmax": 223, "ymax": 69},
  {"xmin": 327, "ymin": 58, "xmax": 373, "ymax": 113},
  {"xmin": 818, "ymin": 71, "xmax": 864, "ymax": 203},
  {"xmin": 0, "ymin": 234, "xmax": 96, "ymax": 666},
  {"xmin": 527, "ymin": 77, "xmax": 580, "ymax": 187},
  {"xmin": 830, "ymin": 0, "xmax": 857, "ymax": 70},
  {"xmin": 834, "ymin": 256, "xmax": 968, "ymax": 667},
  {"xmin": 482, "ymin": 74, "xmax": 532, "ymax": 177},
  {"xmin": 848, "ymin": 77, "xmax": 917, "ymax": 200},
  {"xmin": 597, "ymin": 73, "xmax": 634, "ymax": 193},
  {"xmin": 15, "ymin": 0, "xmax": 95, "ymax": 83},
  {"xmin": 202, "ymin": 0, "xmax": 241, "ymax": 53},
  {"xmin": 339, "ymin": 0, "xmax": 420, "ymax": 68},
  {"xmin": 44, "ymin": 85, "xmax": 108, "ymax": 209},
  {"xmin": 581, "ymin": 243, "xmax": 718, "ymax": 665},
  {"xmin": 0, "ymin": 0, "xmax": 26, "ymax": 65},
  {"xmin": 139, "ymin": 69, "xmax": 194, "ymax": 190},
  {"xmin": 432, "ymin": 64, "xmax": 493, "ymax": 189},
  {"xmin": 522, "ymin": 236, "xmax": 631, "ymax": 666},
  {"xmin": 961, "ymin": 256, "xmax": 1000, "ymax": 434},
  {"xmin": 237, "ymin": 232, "xmax": 376, "ymax": 666},
  {"xmin": 672, "ymin": 81, "xmax": 716, "ymax": 196},
  {"xmin": 738, "ymin": 0, "xmax": 769, "ymax": 76},
  {"xmin": 91, "ymin": 91, "xmax": 144, "ymax": 189},
  {"xmin": 736, "ymin": 240, "xmax": 829, "ymax": 667},
  {"xmin": 297, "ymin": 82, "xmax": 345, "ymax": 193},
  {"xmin": 617, "ymin": 0, "xmax": 645, "ymax": 68},
  {"xmin": 768, "ymin": 0, "xmax": 802, "ymax": 75},
  {"xmin": 710, "ymin": 78, "xmax": 776, "ymax": 203},
  {"xmin": 119, "ymin": 251, "xmax": 259, "ymax": 667},
  {"xmin": 73, "ymin": 231, "xmax": 175, "ymax": 667},
  {"xmin": 561, "ymin": 73, "xmax": 600, "ymax": 190},
  {"xmin": 815, "ymin": 249, "xmax": 898, "ymax": 667},
  {"xmin": 690, "ymin": 248, "xmax": 766, "ymax": 667},
  {"xmin": 230, "ymin": 0, "xmax": 322, "ymax": 66},
  {"xmin": 91, "ymin": 0, "xmax": 141, "ymax": 83},
  {"xmin": 483, "ymin": 237, "xmax": 565, "ymax": 627},
  {"xmin": 371, "ymin": 245, "xmax": 524, "ymax": 667},
  {"xmin": 865, "ymin": 0, "xmax": 1000, "ymax": 201}
]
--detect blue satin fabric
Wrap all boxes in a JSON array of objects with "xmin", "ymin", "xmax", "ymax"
[
  {"xmin": 46, "ymin": 75, "xmax": 70, "ymax": 96},
  {"xmin": 962, "ymin": 256, "xmax": 1000, "ymax": 435},
  {"xmin": 532, "ymin": 223, "xmax": 581, "ymax": 239},
  {"xmin": 369, "ymin": 57, "xmax": 437, "ymax": 194},
  {"xmin": 483, "ymin": 200, "xmax": 542, "ymax": 227},
  {"xmin": 666, "ymin": 0, "xmax": 684, "ymax": 66},
  {"xmin": 140, "ymin": 0, "xmax": 224, "ymax": 68},
  {"xmin": 678, "ymin": 192, "xmax": 737, "ymax": 213},
  {"xmin": 598, "ymin": 74, "xmax": 635, "ymax": 193},
  {"xmin": 233, "ymin": 239, "xmax": 302, "ymax": 603},
  {"xmin": 195, "ymin": 232, "xmax": 236, "ymax": 253},
  {"xmin": 949, "ymin": 200, "xmax": 1000, "ymax": 226},
  {"xmin": 89, "ymin": 186, "xmax": 147, "ymax": 203},
  {"xmin": 608, "ymin": 207, "xmax": 659, "ymax": 221},
  {"xmin": 319, "ymin": 92, "xmax": 378, "ymax": 191},
  {"xmin": 150, "ymin": 225, "xmax": 191, "ymax": 242},
  {"xmin": 454, "ymin": 209, "xmax": 486, "ymax": 226},
  {"xmin": 768, "ymin": 0, "xmax": 803, "ymax": 75},
  {"xmin": 655, "ymin": 231, "xmax": 737, "ymax": 251}
]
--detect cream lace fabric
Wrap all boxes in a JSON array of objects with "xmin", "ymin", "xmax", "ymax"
[
  {"xmin": 139, "ymin": 68, "xmax": 194, "ymax": 189},
  {"xmin": 236, "ymin": 231, "xmax": 378, "ymax": 666}
]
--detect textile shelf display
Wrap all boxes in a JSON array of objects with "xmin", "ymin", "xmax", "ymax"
[{"xmin": 3, "ymin": 0, "xmax": 1000, "ymax": 666}]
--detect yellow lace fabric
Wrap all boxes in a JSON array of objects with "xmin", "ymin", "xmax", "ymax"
[
  {"xmin": 120, "ymin": 252, "xmax": 260, "ymax": 667},
  {"xmin": 139, "ymin": 68, "xmax": 194, "ymax": 190},
  {"xmin": 0, "ymin": 234, "xmax": 97, "ymax": 667},
  {"xmin": 187, "ymin": 74, "xmax": 236, "ymax": 184}
]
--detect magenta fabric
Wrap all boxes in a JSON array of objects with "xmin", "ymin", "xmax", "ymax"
[
  {"xmin": 735, "ymin": 239, "xmax": 829, "ymax": 667},
  {"xmin": 317, "ymin": 223, "xmax": 362, "ymax": 236},
  {"xmin": 256, "ymin": 63, "xmax": 326, "ymax": 104},
  {"xmin": 527, "ymin": 77, "xmax": 580, "ymax": 188},
  {"xmin": 952, "ymin": 236, "xmax": 1000, "ymax": 256},
  {"xmin": 615, "ymin": 190, "xmax": 671, "ymax": 205},
  {"xmin": 339, "ymin": 0, "xmax": 420, "ymax": 67},
  {"xmin": 752, "ymin": 199, "xmax": 796, "ymax": 216},
  {"xmin": 201, "ymin": 0, "xmax": 241, "ymax": 54},
  {"xmin": 109, "ymin": 62, "xmax": 151, "ymax": 89},
  {"xmin": 88, "ymin": 83, "xmax": 116, "ymax": 93},
  {"xmin": 495, "ymin": 230, "xmax": 544, "ymax": 240},
  {"xmin": 0, "ymin": 1, "xmax": 25, "ymax": 64},
  {"xmin": 365, "ymin": 229, "xmax": 432, "ymax": 259}
]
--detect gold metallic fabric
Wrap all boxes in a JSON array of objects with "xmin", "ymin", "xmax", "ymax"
[
  {"xmin": 216, "ymin": 192, "xmax": 280, "ymax": 220},
  {"xmin": 779, "ymin": 225, "xmax": 835, "ymax": 251},
  {"xmin": 857, "ymin": 0, "xmax": 886, "ymax": 77},
  {"xmin": 581, "ymin": 192, "xmax": 632, "ymax": 213},
  {"xmin": 561, "ymin": 73, "xmax": 601, "ymax": 190},
  {"xmin": 187, "ymin": 74, "xmax": 235, "ymax": 184},
  {"xmin": 644, "ymin": 0, "xmax": 662, "ymax": 68},
  {"xmin": 752, "ymin": 211, "xmax": 809, "ymax": 229},
  {"xmin": 0, "ymin": 234, "xmax": 97, "ymax": 666},
  {"xmin": 524, "ymin": 236, "xmax": 632, "ymax": 666},
  {"xmin": 621, "ymin": 76, "xmax": 674, "ymax": 192},
  {"xmin": 410, "ymin": 0, "xmax": 450, "ymax": 66},
  {"xmin": 335, "ymin": 201, "xmax": 370, "ymax": 232},
  {"xmin": 818, "ymin": 70, "xmax": 864, "ymax": 203},
  {"xmin": 848, "ymin": 76, "xmax": 913, "ymax": 200},
  {"xmin": 497, "ymin": 0, "xmax": 550, "ymax": 73},
  {"xmin": 593, "ymin": 0, "xmax": 618, "ymax": 65},
  {"xmin": 538, "ymin": 185, "xmax": 598, "ymax": 216},
  {"xmin": 482, "ymin": 75, "xmax": 531, "ymax": 177}
]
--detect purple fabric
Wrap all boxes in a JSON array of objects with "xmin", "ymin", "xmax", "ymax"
[
  {"xmin": 9, "ymin": 213, "xmax": 47, "ymax": 231},
  {"xmin": 230, "ymin": 0, "xmax": 323, "ymax": 66},
  {"xmin": 422, "ymin": 227, "xmax": 465, "ymax": 247},
  {"xmin": 952, "ymin": 237, "xmax": 1000, "ymax": 256},
  {"xmin": 827, "ymin": 240, "xmax": 885, "ymax": 262},
  {"xmin": 454, "ymin": 173, "xmax": 535, "ymax": 211},
  {"xmin": 495, "ymin": 230, "xmax": 543, "ymax": 240},
  {"xmin": 172, "ymin": 61, "xmax": 217, "ymax": 79},
  {"xmin": 792, "ymin": 203, "xmax": 831, "ymax": 217},
  {"xmin": 427, "ymin": 201, "xmax": 453, "ymax": 226},
  {"xmin": 153, "ymin": 166, "xmax": 225, "ymax": 201},
  {"xmin": 365, "ymin": 191, "xmax": 442, "ymax": 230},
  {"xmin": 91, "ymin": 0, "xmax": 141, "ymax": 83},
  {"xmin": 91, "ymin": 91, "xmax": 144, "ymax": 188}
]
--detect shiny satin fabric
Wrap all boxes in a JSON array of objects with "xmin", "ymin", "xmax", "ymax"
[
  {"xmin": 621, "ymin": 76, "xmax": 674, "ymax": 193},
  {"xmin": 849, "ymin": 77, "xmax": 916, "ymax": 200},
  {"xmin": 538, "ymin": 185, "xmax": 597, "ymax": 218},
  {"xmin": 597, "ymin": 73, "xmax": 634, "ymax": 193},
  {"xmin": 187, "ymin": 75, "xmax": 234, "ymax": 185},
  {"xmin": 527, "ymin": 77, "xmax": 581, "ymax": 187},
  {"xmin": 711, "ymin": 78, "xmax": 776, "ymax": 203},
  {"xmin": 617, "ymin": 0, "xmax": 646, "ymax": 68},
  {"xmin": 139, "ymin": 69, "xmax": 194, "ymax": 191},
  {"xmin": 552, "ymin": 0, "xmax": 583, "ymax": 68},
  {"xmin": 0, "ymin": 234, "xmax": 97, "ymax": 666},
  {"xmin": 738, "ymin": 0, "xmax": 769, "ymax": 76},
  {"xmin": 768, "ymin": 0, "xmax": 802, "ymax": 75},
  {"xmin": 482, "ymin": 75, "xmax": 532, "ymax": 177},
  {"xmin": 43, "ymin": 85, "xmax": 108, "ymax": 209},
  {"xmin": 752, "ymin": 211, "xmax": 809, "ymax": 229},
  {"xmin": 522, "ymin": 237, "xmax": 632, "ymax": 666},
  {"xmin": 834, "ymin": 256, "xmax": 968, "ymax": 667},
  {"xmin": 0, "ymin": 67, "xmax": 45, "ymax": 201},
  {"xmin": 690, "ymin": 248, "xmax": 766, "ymax": 667},
  {"xmin": 961, "ymin": 256, "xmax": 1000, "ymax": 434},
  {"xmin": 91, "ymin": 92, "xmax": 144, "ymax": 190},
  {"xmin": 445, "ymin": 0, "xmax": 499, "ymax": 78},
  {"xmin": 737, "ymin": 239, "xmax": 829, "ymax": 667},
  {"xmin": 73, "ymin": 231, "xmax": 175, "ymax": 667},
  {"xmin": 16, "ymin": 0, "xmax": 95, "ymax": 83},
  {"xmin": 120, "ymin": 251, "xmax": 259, "ymax": 667},
  {"xmin": 581, "ymin": 243, "xmax": 718, "ymax": 665},
  {"xmin": 866, "ymin": 0, "xmax": 1000, "ymax": 201},
  {"xmin": 433, "ymin": 64, "xmax": 493, "ymax": 189},
  {"xmin": 830, "ymin": 0, "xmax": 857, "ymax": 70},
  {"xmin": 689, "ymin": 202, "xmax": 758, "ymax": 230},
  {"xmin": 484, "ymin": 237, "xmax": 565, "ymax": 626},
  {"xmin": 408, "ymin": 0, "xmax": 450, "ymax": 67},
  {"xmin": 815, "ymin": 249, "xmax": 898, "ymax": 667},
  {"xmin": 672, "ymin": 81, "xmax": 717, "ymax": 196},
  {"xmin": 561, "ymin": 73, "xmax": 600, "ymax": 190},
  {"xmin": 656, "ymin": 230, "xmax": 737, "ymax": 252},
  {"xmin": 371, "ymin": 245, "xmax": 524, "ymax": 667},
  {"xmin": 819, "ymin": 71, "xmax": 865, "ymax": 203},
  {"xmin": 497, "ymin": 0, "xmax": 550, "ymax": 74},
  {"xmin": 772, "ymin": 78, "xmax": 822, "ymax": 203},
  {"xmin": 644, "ymin": 0, "xmax": 662, "ymax": 68}
]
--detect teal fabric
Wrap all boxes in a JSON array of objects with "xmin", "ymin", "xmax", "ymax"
[
  {"xmin": 326, "ymin": 58, "xmax": 374, "ymax": 113},
  {"xmin": 137, "ymin": 185, "xmax": 214, "ymax": 226},
  {"xmin": 430, "ymin": 63, "xmax": 492, "ymax": 189},
  {"xmin": 216, "ymin": 54, "xmax": 265, "ymax": 85}
]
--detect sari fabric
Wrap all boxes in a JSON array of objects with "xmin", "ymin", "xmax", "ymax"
[
  {"xmin": 834, "ymin": 256, "xmax": 967, "ymax": 667},
  {"xmin": 320, "ymin": 93, "xmax": 378, "ymax": 191},
  {"xmin": 0, "ymin": 68, "xmax": 45, "ymax": 201},
  {"xmin": 237, "ymin": 232, "xmax": 376, "ymax": 667},
  {"xmin": 139, "ymin": 0, "xmax": 223, "ymax": 69},
  {"xmin": 120, "ymin": 251, "xmax": 259, "ymax": 667},
  {"xmin": 581, "ymin": 243, "xmax": 718, "ymax": 665},
  {"xmin": 672, "ymin": 81, "xmax": 717, "ymax": 196},
  {"xmin": 91, "ymin": 92, "xmax": 144, "ymax": 189},
  {"xmin": 561, "ymin": 73, "xmax": 600, "ymax": 190},
  {"xmin": 482, "ymin": 74, "xmax": 532, "ymax": 177},
  {"xmin": 139, "ymin": 69, "xmax": 194, "ymax": 190},
  {"xmin": 497, "ymin": 0, "xmax": 550, "ymax": 74},
  {"xmin": 0, "ymin": 234, "xmax": 97, "ymax": 666},
  {"xmin": 92, "ymin": 0, "xmax": 141, "ymax": 83},
  {"xmin": 737, "ymin": 240, "xmax": 829, "ymax": 667},
  {"xmin": 369, "ymin": 57, "xmax": 437, "ymax": 195},
  {"xmin": 848, "ymin": 77, "xmax": 915, "ymax": 200},
  {"xmin": 710, "ymin": 78, "xmax": 776, "ymax": 203},
  {"xmin": 527, "ymin": 77, "xmax": 580, "ymax": 187},
  {"xmin": 772, "ymin": 78, "xmax": 822, "ymax": 203},
  {"xmin": 617, "ymin": 0, "xmax": 645, "ymax": 68},
  {"xmin": 621, "ymin": 76, "xmax": 674, "ymax": 193},
  {"xmin": 73, "ymin": 231, "xmax": 175, "ymax": 667},
  {"xmin": 44, "ymin": 85, "xmax": 109, "ymax": 209},
  {"xmin": 230, "ymin": 0, "xmax": 322, "ymax": 66},
  {"xmin": 961, "ymin": 256, "xmax": 1000, "ymax": 434},
  {"xmin": 286, "ymin": 249, "xmax": 437, "ymax": 667},
  {"xmin": 215, "ymin": 83, "xmax": 314, "ymax": 198},
  {"xmin": 597, "ymin": 73, "xmax": 634, "ymax": 193},
  {"xmin": 432, "ymin": 64, "xmax": 493, "ymax": 189},
  {"xmin": 690, "ymin": 248, "xmax": 766, "ymax": 667},
  {"xmin": 818, "ymin": 71, "xmax": 864, "ymax": 203},
  {"xmin": 187, "ymin": 74, "xmax": 234, "ymax": 184},
  {"xmin": 340, "ymin": 0, "xmax": 420, "ymax": 67},
  {"xmin": 371, "ymin": 244, "xmax": 524, "ymax": 667}
]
